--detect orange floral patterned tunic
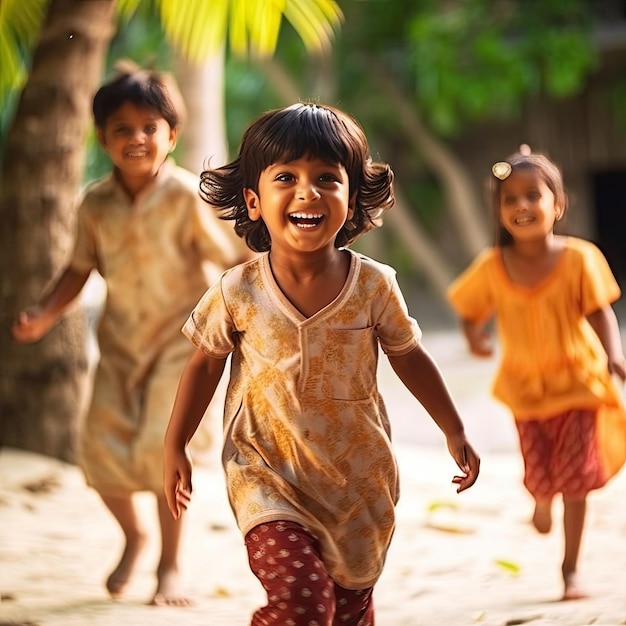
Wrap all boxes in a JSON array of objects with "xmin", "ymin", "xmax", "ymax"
[
  {"xmin": 447, "ymin": 237, "xmax": 626, "ymax": 478},
  {"xmin": 183, "ymin": 249, "xmax": 422, "ymax": 589}
]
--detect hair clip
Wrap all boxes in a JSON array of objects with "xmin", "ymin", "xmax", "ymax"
[{"xmin": 492, "ymin": 162, "xmax": 512, "ymax": 180}]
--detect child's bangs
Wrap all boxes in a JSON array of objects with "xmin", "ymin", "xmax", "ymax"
[{"xmin": 263, "ymin": 106, "xmax": 352, "ymax": 167}]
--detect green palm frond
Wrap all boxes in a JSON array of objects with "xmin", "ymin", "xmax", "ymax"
[
  {"xmin": 282, "ymin": 0, "xmax": 341, "ymax": 54},
  {"xmin": 116, "ymin": 0, "xmax": 144, "ymax": 14},
  {"xmin": 0, "ymin": 0, "xmax": 46, "ymax": 95},
  {"xmin": 0, "ymin": 0, "xmax": 343, "ymax": 109},
  {"xmin": 159, "ymin": 0, "xmax": 343, "ymax": 63}
]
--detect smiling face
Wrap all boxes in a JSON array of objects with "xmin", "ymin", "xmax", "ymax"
[
  {"xmin": 243, "ymin": 156, "xmax": 354, "ymax": 256},
  {"xmin": 97, "ymin": 101, "xmax": 177, "ymax": 194},
  {"xmin": 498, "ymin": 168, "xmax": 563, "ymax": 244}
]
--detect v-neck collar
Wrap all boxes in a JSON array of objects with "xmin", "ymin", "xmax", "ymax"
[{"xmin": 259, "ymin": 249, "xmax": 360, "ymax": 324}]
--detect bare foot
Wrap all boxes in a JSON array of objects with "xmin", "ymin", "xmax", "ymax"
[
  {"xmin": 562, "ymin": 571, "xmax": 587, "ymax": 601},
  {"xmin": 106, "ymin": 532, "xmax": 148, "ymax": 597},
  {"xmin": 532, "ymin": 501, "xmax": 552, "ymax": 534},
  {"xmin": 149, "ymin": 567, "xmax": 193, "ymax": 607}
]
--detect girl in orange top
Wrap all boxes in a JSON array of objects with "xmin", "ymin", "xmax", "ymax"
[{"xmin": 448, "ymin": 149, "xmax": 626, "ymax": 600}]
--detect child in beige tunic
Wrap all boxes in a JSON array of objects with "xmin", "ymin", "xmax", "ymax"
[
  {"xmin": 13, "ymin": 64, "xmax": 246, "ymax": 605},
  {"xmin": 164, "ymin": 103, "xmax": 480, "ymax": 625}
]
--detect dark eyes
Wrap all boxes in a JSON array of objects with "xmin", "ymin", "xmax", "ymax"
[
  {"xmin": 502, "ymin": 192, "xmax": 541, "ymax": 204},
  {"xmin": 113, "ymin": 125, "xmax": 158, "ymax": 135},
  {"xmin": 274, "ymin": 172, "xmax": 339, "ymax": 183}
]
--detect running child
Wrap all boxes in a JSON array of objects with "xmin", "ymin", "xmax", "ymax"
[
  {"xmin": 163, "ymin": 102, "xmax": 480, "ymax": 625},
  {"xmin": 13, "ymin": 63, "xmax": 247, "ymax": 605},
  {"xmin": 447, "ymin": 148, "xmax": 626, "ymax": 600}
]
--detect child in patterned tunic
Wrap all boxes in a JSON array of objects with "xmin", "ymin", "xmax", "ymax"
[
  {"xmin": 447, "ymin": 149, "xmax": 626, "ymax": 600},
  {"xmin": 13, "ymin": 64, "xmax": 246, "ymax": 606},
  {"xmin": 164, "ymin": 102, "xmax": 480, "ymax": 625}
]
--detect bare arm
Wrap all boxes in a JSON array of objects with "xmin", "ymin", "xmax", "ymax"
[
  {"xmin": 587, "ymin": 304, "xmax": 626, "ymax": 381},
  {"xmin": 163, "ymin": 348, "xmax": 227, "ymax": 519},
  {"xmin": 460, "ymin": 318, "xmax": 493, "ymax": 358},
  {"xmin": 12, "ymin": 266, "xmax": 91, "ymax": 343},
  {"xmin": 388, "ymin": 343, "xmax": 480, "ymax": 492}
]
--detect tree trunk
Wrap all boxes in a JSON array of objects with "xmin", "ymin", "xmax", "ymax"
[
  {"xmin": 0, "ymin": 0, "xmax": 117, "ymax": 462},
  {"xmin": 374, "ymin": 67, "xmax": 490, "ymax": 259},
  {"xmin": 174, "ymin": 49, "xmax": 228, "ymax": 173}
]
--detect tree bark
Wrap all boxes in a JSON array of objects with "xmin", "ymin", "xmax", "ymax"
[
  {"xmin": 0, "ymin": 0, "xmax": 117, "ymax": 462},
  {"xmin": 174, "ymin": 49, "xmax": 228, "ymax": 173},
  {"xmin": 374, "ymin": 67, "xmax": 490, "ymax": 259}
]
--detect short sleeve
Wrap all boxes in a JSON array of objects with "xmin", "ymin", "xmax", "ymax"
[
  {"xmin": 69, "ymin": 196, "xmax": 98, "ymax": 274},
  {"xmin": 182, "ymin": 275, "xmax": 237, "ymax": 358},
  {"xmin": 578, "ymin": 242, "xmax": 621, "ymax": 315},
  {"xmin": 373, "ymin": 271, "xmax": 422, "ymax": 356},
  {"xmin": 447, "ymin": 249, "xmax": 497, "ymax": 323},
  {"xmin": 185, "ymin": 194, "xmax": 246, "ymax": 269}
]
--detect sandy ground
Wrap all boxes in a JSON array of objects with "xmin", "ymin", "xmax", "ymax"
[{"xmin": 2, "ymin": 330, "xmax": 626, "ymax": 626}]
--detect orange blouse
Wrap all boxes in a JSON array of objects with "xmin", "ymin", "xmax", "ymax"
[{"xmin": 447, "ymin": 237, "xmax": 626, "ymax": 477}]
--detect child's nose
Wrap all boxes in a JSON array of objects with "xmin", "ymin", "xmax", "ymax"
[
  {"xmin": 129, "ymin": 129, "xmax": 146, "ymax": 144},
  {"xmin": 515, "ymin": 197, "xmax": 528, "ymax": 210},
  {"xmin": 297, "ymin": 181, "xmax": 321, "ymax": 201}
]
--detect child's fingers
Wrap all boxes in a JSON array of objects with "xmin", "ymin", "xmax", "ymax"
[
  {"xmin": 164, "ymin": 473, "xmax": 190, "ymax": 519},
  {"xmin": 164, "ymin": 483, "xmax": 180, "ymax": 519},
  {"xmin": 451, "ymin": 445, "xmax": 480, "ymax": 492},
  {"xmin": 175, "ymin": 482, "xmax": 192, "ymax": 510},
  {"xmin": 452, "ymin": 470, "xmax": 477, "ymax": 493}
]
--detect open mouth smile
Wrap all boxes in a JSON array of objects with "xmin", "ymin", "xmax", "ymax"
[
  {"xmin": 289, "ymin": 212, "xmax": 324, "ymax": 229},
  {"xmin": 514, "ymin": 215, "xmax": 535, "ymax": 225}
]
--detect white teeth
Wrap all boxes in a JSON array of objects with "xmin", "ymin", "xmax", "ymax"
[
  {"xmin": 289, "ymin": 212, "xmax": 323, "ymax": 219},
  {"xmin": 127, "ymin": 151, "xmax": 147, "ymax": 157},
  {"xmin": 515, "ymin": 216, "xmax": 533, "ymax": 224}
]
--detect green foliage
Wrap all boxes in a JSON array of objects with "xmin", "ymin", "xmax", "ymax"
[
  {"xmin": 0, "ymin": 0, "xmax": 46, "ymax": 145},
  {"xmin": 155, "ymin": 0, "xmax": 342, "ymax": 62},
  {"xmin": 407, "ymin": 0, "xmax": 597, "ymax": 135},
  {"xmin": 0, "ymin": 0, "xmax": 45, "ymax": 96}
]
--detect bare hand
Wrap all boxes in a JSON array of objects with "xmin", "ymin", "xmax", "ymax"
[
  {"xmin": 12, "ymin": 308, "xmax": 55, "ymax": 343},
  {"xmin": 163, "ymin": 446, "xmax": 193, "ymax": 520},
  {"xmin": 446, "ymin": 433, "xmax": 480, "ymax": 493},
  {"xmin": 466, "ymin": 327, "xmax": 493, "ymax": 358}
]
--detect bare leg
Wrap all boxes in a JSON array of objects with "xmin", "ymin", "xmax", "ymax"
[
  {"xmin": 150, "ymin": 494, "xmax": 192, "ymax": 606},
  {"xmin": 532, "ymin": 498, "xmax": 553, "ymax": 534},
  {"xmin": 99, "ymin": 493, "xmax": 149, "ymax": 597},
  {"xmin": 561, "ymin": 497, "xmax": 587, "ymax": 600}
]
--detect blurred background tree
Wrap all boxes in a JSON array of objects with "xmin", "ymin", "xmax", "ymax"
[
  {"xmin": 1, "ymin": 0, "xmax": 625, "ymax": 461},
  {"xmin": 0, "ymin": 0, "xmax": 342, "ymax": 461}
]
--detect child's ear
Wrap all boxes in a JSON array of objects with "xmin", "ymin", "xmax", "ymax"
[
  {"xmin": 347, "ymin": 192, "xmax": 357, "ymax": 222},
  {"xmin": 168, "ymin": 127, "xmax": 178, "ymax": 153},
  {"xmin": 244, "ymin": 188, "xmax": 262, "ymax": 221},
  {"xmin": 96, "ymin": 127, "xmax": 108, "ymax": 150},
  {"xmin": 556, "ymin": 198, "xmax": 566, "ymax": 221}
]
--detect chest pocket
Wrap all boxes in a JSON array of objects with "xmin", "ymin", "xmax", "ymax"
[{"xmin": 322, "ymin": 327, "xmax": 377, "ymax": 401}]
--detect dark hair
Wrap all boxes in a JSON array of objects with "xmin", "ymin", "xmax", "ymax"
[
  {"xmin": 92, "ymin": 60, "xmax": 185, "ymax": 130},
  {"xmin": 488, "ymin": 150, "xmax": 567, "ymax": 247},
  {"xmin": 200, "ymin": 102, "xmax": 395, "ymax": 252}
]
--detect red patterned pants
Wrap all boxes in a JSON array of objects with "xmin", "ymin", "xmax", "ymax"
[
  {"xmin": 515, "ymin": 408, "xmax": 607, "ymax": 501},
  {"xmin": 245, "ymin": 521, "xmax": 374, "ymax": 626}
]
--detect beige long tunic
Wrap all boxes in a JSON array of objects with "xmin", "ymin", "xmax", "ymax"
[
  {"xmin": 183, "ymin": 250, "xmax": 422, "ymax": 589},
  {"xmin": 70, "ymin": 160, "xmax": 244, "ymax": 494}
]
